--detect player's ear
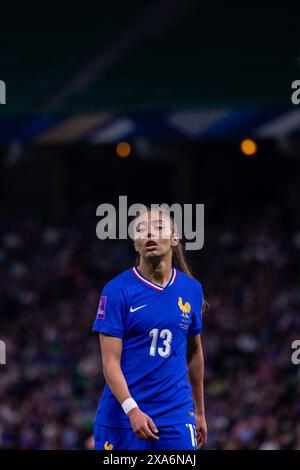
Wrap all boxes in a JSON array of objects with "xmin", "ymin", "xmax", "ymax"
[{"xmin": 133, "ymin": 240, "xmax": 139, "ymax": 252}]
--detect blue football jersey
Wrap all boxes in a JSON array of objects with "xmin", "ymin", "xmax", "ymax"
[{"xmin": 92, "ymin": 266, "xmax": 203, "ymax": 428}]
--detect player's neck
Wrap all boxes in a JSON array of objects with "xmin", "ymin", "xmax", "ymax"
[{"xmin": 138, "ymin": 256, "xmax": 173, "ymax": 287}]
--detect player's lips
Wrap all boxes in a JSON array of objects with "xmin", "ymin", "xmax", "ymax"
[{"xmin": 145, "ymin": 240, "xmax": 157, "ymax": 248}]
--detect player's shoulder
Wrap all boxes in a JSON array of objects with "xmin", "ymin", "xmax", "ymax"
[{"xmin": 176, "ymin": 269, "xmax": 203, "ymax": 293}]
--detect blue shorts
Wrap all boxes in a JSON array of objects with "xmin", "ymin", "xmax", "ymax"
[{"xmin": 94, "ymin": 422, "xmax": 198, "ymax": 451}]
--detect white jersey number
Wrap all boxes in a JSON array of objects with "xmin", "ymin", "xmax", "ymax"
[
  {"xmin": 149, "ymin": 328, "xmax": 172, "ymax": 358},
  {"xmin": 186, "ymin": 423, "xmax": 197, "ymax": 448}
]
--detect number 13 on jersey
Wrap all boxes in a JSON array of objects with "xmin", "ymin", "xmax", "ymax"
[{"xmin": 149, "ymin": 328, "xmax": 173, "ymax": 358}]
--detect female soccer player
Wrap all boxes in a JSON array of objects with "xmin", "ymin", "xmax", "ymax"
[{"xmin": 92, "ymin": 208, "xmax": 207, "ymax": 450}]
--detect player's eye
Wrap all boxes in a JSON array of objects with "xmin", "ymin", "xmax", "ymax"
[{"xmin": 136, "ymin": 223, "xmax": 145, "ymax": 231}]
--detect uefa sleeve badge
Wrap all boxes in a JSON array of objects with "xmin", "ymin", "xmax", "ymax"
[{"xmin": 97, "ymin": 296, "xmax": 107, "ymax": 320}]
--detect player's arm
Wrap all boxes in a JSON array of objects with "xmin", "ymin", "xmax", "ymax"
[
  {"xmin": 186, "ymin": 333, "xmax": 207, "ymax": 448},
  {"xmin": 99, "ymin": 333, "xmax": 159, "ymax": 441},
  {"xmin": 99, "ymin": 333, "xmax": 131, "ymax": 404}
]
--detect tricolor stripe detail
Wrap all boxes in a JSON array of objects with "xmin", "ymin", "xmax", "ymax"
[
  {"xmin": 132, "ymin": 267, "xmax": 177, "ymax": 291},
  {"xmin": 168, "ymin": 268, "xmax": 177, "ymax": 287},
  {"xmin": 132, "ymin": 267, "xmax": 163, "ymax": 290}
]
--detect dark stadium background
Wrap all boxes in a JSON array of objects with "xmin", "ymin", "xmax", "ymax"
[{"xmin": 1, "ymin": 1, "xmax": 300, "ymax": 450}]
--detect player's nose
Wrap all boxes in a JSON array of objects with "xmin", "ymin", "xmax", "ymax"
[{"xmin": 147, "ymin": 228, "xmax": 155, "ymax": 239}]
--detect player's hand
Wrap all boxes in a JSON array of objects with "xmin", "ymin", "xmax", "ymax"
[
  {"xmin": 195, "ymin": 413, "xmax": 207, "ymax": 448},
  {"xmin": 128, "ymin": 407, "xmax": 159, "ymax": 441},
  {"xmin": 85, "ymin": 434, "xmax": 95, "ymax": 450}
]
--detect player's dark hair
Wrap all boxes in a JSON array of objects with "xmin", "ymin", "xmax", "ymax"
[
  {"xmin": 171, "ymin": 232, "xmax": 209, "ymax": 315},
  {"xmin": 172, "ymin": 239, "xmax": 193, "ymax": 277}
]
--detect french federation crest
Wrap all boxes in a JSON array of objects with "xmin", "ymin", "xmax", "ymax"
[
  {"xmin": 178, "ymin": 297, "xmax": 191, "ymax": 319},
  {"xmin": 104, "ymin": 440, "xmax": 113, "ymax": 450}
]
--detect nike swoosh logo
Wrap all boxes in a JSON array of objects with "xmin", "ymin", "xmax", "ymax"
[{"xmin": 130, "ymin": 304, "xmax": 147, "ymax": 312}]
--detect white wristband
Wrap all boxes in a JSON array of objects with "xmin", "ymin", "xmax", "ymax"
[{"xmin": 122, "ymin": 398, "xmax": 138, "ymax": 415}]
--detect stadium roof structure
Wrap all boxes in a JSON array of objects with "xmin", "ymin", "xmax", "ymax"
[{"xmin": 0, "ymin": 1, "xmax": 300, "ymax": 143}]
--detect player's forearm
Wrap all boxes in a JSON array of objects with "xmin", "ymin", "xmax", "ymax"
[
  {"xmin": 103, "ymin": 360, "xmax": 132, "ymax": 406},
  {"xmin": 188, "ymin": 350, "xmax": 205, "ymax": 415}
]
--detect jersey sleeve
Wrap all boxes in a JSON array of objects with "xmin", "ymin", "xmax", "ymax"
[
  {"xmin": 187, "ymin": 282, "xmax": 203, "ymax": 336},
  {"xmin": 92, "ymin": 283, "xmax": 126, "ymax": 339}
]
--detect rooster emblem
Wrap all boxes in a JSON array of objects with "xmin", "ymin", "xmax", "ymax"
[
  {"xmin": 178, "ymin": 297, "xmax": 191, "ymax": 319},
  {"xmin": 104, "ymin": 440, "xmax": 113, "ymax": 450}
]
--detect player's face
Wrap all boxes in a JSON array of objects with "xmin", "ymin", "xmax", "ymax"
[{"xmin": 133, "ymin": 211, "xmax": 179, "ymax": 260}]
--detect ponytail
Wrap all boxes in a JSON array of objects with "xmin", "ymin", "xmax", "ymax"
[
  {"xmin": 172, "ymin": 242, "xmax": 209, "ymax": 315},
  {"xmin": 172, "ymin": 241, "xmax": 193, "ymax": 278}
]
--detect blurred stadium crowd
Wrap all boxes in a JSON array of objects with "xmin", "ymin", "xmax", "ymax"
[{"xmin": 0, "ymin": 189, "xmax": 300, "ymax": 450}]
